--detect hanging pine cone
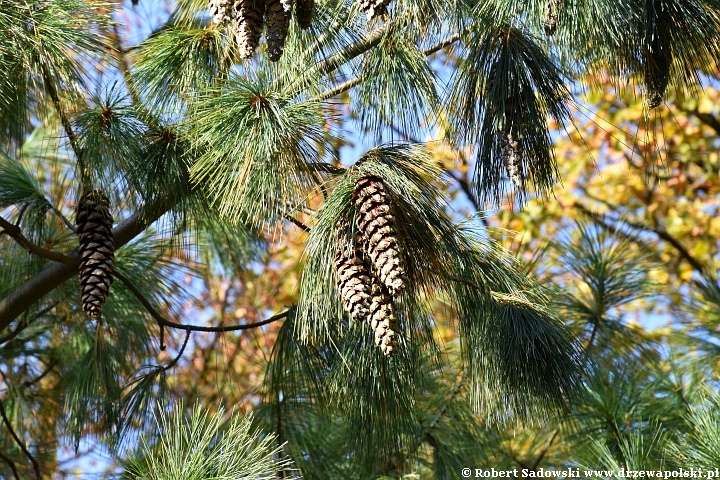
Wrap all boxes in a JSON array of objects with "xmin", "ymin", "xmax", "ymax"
[
  {"xmin": 644, "ymin": 2, "xmax": 671, "ymax": 109},
  {"xmin": 500, "ymin": 130, "xmax": 521, "ymax": 188},
  {"xmin": 644, "ymin": 38, "xmax": 670, "ymax": 109},
  {"xmin": 76, "ymin": 190, "xmax": 115, "ymax": 318},
  {"xmin": 543, "ymin": 0, "xmax": 560, "ymax": 36},
  {"xmin": 295, "ymin": 0, "xmax": 314, "ymax": 29},
  {"xmin": 336, "ymin": 235, "xmax": 372, "ymax": 322},
  {"xmin": 209, "ymin": 0, "xmax": 233, "ymax": 25},
  {"xmin": 368, "ymin": 279, "xmax": 399, "ymax": 356},
  {"xmin": 233, "ymin": 0, "xmax": 265, "ymax": 59},
  {"xmin": 353, "ymin": 175, "xmax": 405, "ymax": 296},
  {"xmin": 358, "ymin": 0, "xmax": 391, "ymax": 19},
  {"xmin": 265, "ymin": 0, "xmax": 292, "ymax": 61}
]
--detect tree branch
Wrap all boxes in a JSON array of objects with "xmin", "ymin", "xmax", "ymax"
[
  {"xmin": 572, "ymin": 200, "xmax": 707, "ymax": 275},
  {"xmin": 163, "ymin": 328, "xmax": 190, "ymax": 371},
  {"xmin": 0, "ymin": 450, "xmax": 20, "ymax": 480},
  {"xmin": 317, "ymin": 31, "xmax": 462, "ymax": 101},
  {"xmin": 0, "ymin": 217, "xmax": 75, "ymax": 265},
  {"xmin": 114, "ymin": 269, "xmax": 289, "ymax": 333},
  {"xmin": 284, "ymin": 214, "xmax": 311, "ymax": 233},
  {"xmin": 0, "ymin": 195, "xmax": 171, "ymax": 332},
  {"xmin": 0, "ymin": 397, "xmax": 41, "ymax": 480},
  {"xmin": 0, "ymin": 303, "xmax": 57, "ymax": 346},
  {"xmin": 41, "ymin": 65, "xmax": 83, "ymax": 170}
]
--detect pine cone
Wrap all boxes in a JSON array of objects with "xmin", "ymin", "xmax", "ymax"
[
  {"xmin": 76, "ymin": 190, "xmax": 115, "ymax": 318},
  {"xmin": 233, "ymin": 0, "xmax": 265, "ymax": 59},
  {"xmin": 500, "ymin": 130, "xmax": 521, "ymax": 188},
  {"xmin": 543, "ymin": 0, "xmax": 560, "ymax": 36},
  {"xmin": 358, "ymin": 0, "xmax": 391, "ymax": 19},
  {"xmin": 209, "ymin": 0, "xmax": 233, "ymax": 25},
  {"xmin": 353, "ymin": 176, "xmax": 405, "ymax": 295},
  {"xmin": 265, "ymin": 0, "xmax": 292, "ymax": 61},
  {"xmin": 336, "ymin": 235, "xmax": 372, "ymax": 322},
  {"xmin": 368, "ymin": 279, "xmax": 399, "ymax": 356},
  {"xmin": 295, "ymin": 0, "xmax": 314, "ymax": 29},
  {"xmin": 644, "ymin": 40, "xmax": 670, "ymax": 109}
]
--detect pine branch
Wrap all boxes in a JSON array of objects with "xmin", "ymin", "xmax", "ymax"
[
  {"xmin": 0, "ymin": 195, "xmax": 171, "ymax": 332},
  {"xmin": 317, "ymin": 32, "xmax": 462, "ymax": 100},
  {"xmin": 40, "ymin": 65, "xmax": 83, "ymax": 174},
  {"xmin": 115, "ymin": 269, "xmax": 289, "ymax": 333},
  {"xmin": 0, "ymin": 303, "xmax": 56, "ymax": 346},
  {"xmin": 284, "ymin": 214, "xmax": 311, "ymax": 233},
  {"xmin": 21, "ymin": 360, "xmax": 57, "ymax": 389},
  {"xmin": 573, "ymin": 200, "xmax": 706, "ymax": 275},
  {"xmin": 0, "ymin": 450, "xmax": 19, "ymax": 480},
  {"xmin": 163, "ymin": 328, "xmax": 191, "ymax": 371},
  {"xmin": 0, "ymin": 397, "xmax": 40, "ymax": 480},
  {"xmin": 0, "ymin": 216, "xmax": 75, "ymax": 265}
]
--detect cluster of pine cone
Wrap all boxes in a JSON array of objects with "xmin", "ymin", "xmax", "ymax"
[
  {"xmin": 335, "ymin": 176, "xmax": 406, "ymax": 357},
  {"xmin": 76, "ymin": 190, "xmax": 115, "ymax": 318},
  {"xmin": 208, "ymin": 0, "xmax": 315, "ymax": 61}
]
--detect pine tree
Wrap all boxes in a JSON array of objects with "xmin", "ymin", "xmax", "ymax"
[{"xmin": 1, "ymin": 0, "xmax": 720, "ymax": 477}]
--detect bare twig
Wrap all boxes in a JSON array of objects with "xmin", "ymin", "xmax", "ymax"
[
  {"xmin": 115, "ymin": 270, "xmax": 289, "ymax": 333},
  {"xmin": 0, "ymin": 450, "xmax": 20, "ymax": 480},
  {"xmin": 284, "ymin": 214, "xmax": 311, "ymax": 233},
  {"xmin": 0, "ymin": 303, "xmax": 57, "ymax": 346},
  {"xmin": 163, "ymin": 328, "xmax": 191, "ymax": 371},
  {"xmin": 0, "ymin": 217, "xmax": 75, "ymax": 265},
  {"xmin": 21, "ymin": 360, "xmax": 58, "ymax": 389},
  {"xmin": 0, "ymin": 397, "xmax": 41, "ymax": 480}
]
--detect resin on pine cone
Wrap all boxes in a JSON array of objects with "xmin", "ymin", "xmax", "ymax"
[
  {"xmin": 295, "ymin": 0, "xmax": 314, "ymax": 29},
  {"xmin": 368, "ymin": 279, "xmax": 399, "ymax": 356},
  {"xmin": 336, "ymin": 234, "xmax": 372, "ymax": 322},
  {"xmin": 265, "ymin": 0, "xmax": 292, "ymax": 61},
  {"xmin": 234, "ymin": 0, "xmax": 265, "ymax": 59},
  {"xmin": 543, "ymin": 0, "xmax": 560, "ymax": 36},
  {"xmin": 353, "ymin": 175, "xmax": 405, "ymax": 296},
  {"xmin": 358, "ymin": 0, "xmax": 391, "ymax": 19},
  {"xmin": 76, "ymin": 190, "xmax": 115, "ymax": 318}
]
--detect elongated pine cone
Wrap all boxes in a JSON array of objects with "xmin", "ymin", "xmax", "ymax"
[
  {"xmin": 76, "ymin": 190, "xmax": 115, "ymax": 318},
  {"xmin": 543, "ymin": 0, "xmax": 560, "ymax": 36},
  {"xmin": 336, "ymin": 236, "xmax": 372, "ymax": 322},
  {"xmin": 233, "ymin": 0, "xmax": 265, "ymax": 59},
  {"xmin": 644, "ymin": 41, "xmax": 670, "ymax": 109},
  {"xmin": 353, "ymin": 175, "xmax": 405, "ymax": 295},
  {"xmin": 265, "ymin": 0, "xmax": 292, "ymax": 61},
  {"xmin": 368, "ymin": 279, "xmax": 399, "ymax": 356},
  {"xmin": 500, "ymin": 130, "xmax": 521, "ymax": 188},
  {"xmin": 295, "ymin": 0, "xmax": 314, "ymax": 29},
  {"xmin": 358, "ymin": 0, "xmax": 391, "ymax": 19},
  {"xmin": 209, "ymin": 0, "xmax": 233, "ymax": 25}
]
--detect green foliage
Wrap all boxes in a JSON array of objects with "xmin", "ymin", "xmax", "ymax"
[
  {"xmin": 449, "ymin": 23, "xmax": 571, "ymax": 203},
  {"xmin": 187, "ymin": 72, "xmax": 327, "ymax": 227},
  {"xmin": 123, "ymin": 403, "xmax": 292, "ymax": 479}
]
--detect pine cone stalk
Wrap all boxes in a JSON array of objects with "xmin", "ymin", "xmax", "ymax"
[
  {"xmin": 76, "ymin": 190, "xmax": 115, "ymax": 318},
  {"xmin": 353, "ymin": 175, "xmax": 405, "ymax": 296}
]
